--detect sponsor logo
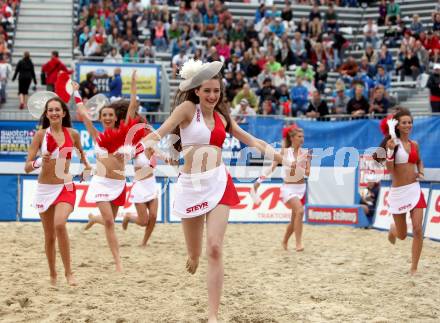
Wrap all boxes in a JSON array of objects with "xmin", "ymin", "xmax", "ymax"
[
  {"xmin": 431, "ymin": 196, "xmax": 440, "ymax": 224},
  {"xmin": 95, "ymin": 193, "xmax": 109, "ymax": 198},
  {"xmin": 308, "ymin": 207, "xmax": 358, "ymax": 224},
  {"xmin": 398, "ymin": 204, "xmax": 411, "ymax": 212},
  {"xmin": 186, "ymin": 201, "xmax": 208, "ymax": 214},
  {"xmin": 234, "ymin": 187, "xmax": 286, "ymax": 210}
]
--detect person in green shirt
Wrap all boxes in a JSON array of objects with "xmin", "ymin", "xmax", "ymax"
[
  {"xmin": 232, "ymin": 83, "xmax": 259, "ymax": 111},
  {"xmin": 265, "ymin": 55, "xmax": 282, "ymax": 73},
  {"xmin": 295, "ymin": 61, "xmax": 315, "ymax": 83},
  {"xmin": 386, "ymin": 0, "xmax": 401, "ymax": 25}
]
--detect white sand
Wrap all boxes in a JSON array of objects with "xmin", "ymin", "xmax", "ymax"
[{"xmin": 1, "ymin": 222, "xmax": 440, "ymax": 322}]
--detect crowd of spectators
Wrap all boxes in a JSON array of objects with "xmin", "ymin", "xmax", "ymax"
[{"xmin": 73, "ymin": 0, "xmax": 440, "ymax": 120}]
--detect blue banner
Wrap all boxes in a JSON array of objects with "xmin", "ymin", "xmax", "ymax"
[
  {"xmin": 1, "ymin": 117, "xmax": 440, "ymax": 167},
  {"xmin": 0, "ymin": 175, "xmax": 17, "ymax": 220}
]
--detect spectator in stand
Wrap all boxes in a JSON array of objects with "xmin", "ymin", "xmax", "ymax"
[
  {"xmin": 104, "ymin": 47, "xmax": 123, "ymax": 63},
  {"xmin": 375, "ymin": 65, "xmax": 391, "ymax": 90},
  {"xmin": 152, "ymin": 20, "xmax": 167, "ymax": 52},
  {"xmin": 42, "ymin": 51, "xmax": 72, "ymax": 92},
  {"xmin": 377, "ymin": 0, "xmax": 387, "ymax": 26},
  {"xmin": 386, "ymin": 0, "xmax": 400, "ymax": 25},
  {"xmin": 362, "ymin": 45, "xmax": 378, "ymax": 69},
  {"xmin": 291, "ymin": 32, "xmax": 306, "ymax": 64},
  {"xmin": 306, "ymin": 90, "xmax": 329, "ymax": 119},
  {"xmin": 377, "ymin": 45, "xmax": 395, "ymax": 73},
  {"xmin": 269, "ymin": 17, "xmax": 285, "ymax": 38},
  {"xmin": 257, "ymin": 64, "xmax": 273, "ymax": 88},
  {"xmin": 124, "ymin": 47, "xmax": 139, "ymax": 63},
  {"xmin": 369, "ymin": 85, "xmax": 390, "ymax": 115},
  {"xmin": 434, "ymin": 13, "xmax": 440, "ymax": 32},
  {"xmin": 347, "ymin": 84, "xmax": 369, "ymax": 116},
  {"xmin": 423, "ymin": 31, "xmax": 440, "ymax": 63},
  {"xmin": 231, "ymin": 98, "xmax": 256, "ymax": 123},
  {"xmin": 232, "ymin": 83, "xmax": 258, "ymax": 111},
  {"xmin": 11, "ymin": 51, "xmax": 35, "ymax": 109},
  {"xmin": 261, "ymin": 98, "xmax": 276, "ymax": 115},
  {"xmin": 188, "ymin": 4, "xmax": 203, "ymax": 34},
  {"xmin": 265, "ymin": 55, "xmax": 282, "ymax": 73},
  {"xmin": 281, "ymin": 2, "xmax": 293, "ymax": 24},
  {"xmin": 171, "ymin": 50, "xmax": 188, "ymax": 79},
  {"xmin": 427, "ymin": 64, "xmax": 440, "ymax": 113},
  {"xmin": 256, "ymin": 77, "xmax": 277, "ymax": 107},
  {"xmin": 414, "ymin": 40, "xmax": 429, "ymax": 73},
  {"xmin": 79, "ymin": 72, "xmax": 98, "ymax": 101},
  {"xmin": 138, "ymin": 39, "xmax": 155, "ymax": 63},
  {"xmin": 359, "ymin": 57, "xmax": 376, "ymax": 79},
  {"xmin": 383, "ymin": 21, "xmax": 400, "ymax": 48},
  {"xmin": 84, "ymin": 34, "xmax": 101, "ymax": 57},
  {"xmin": 314, "ymin": 63, "xmax": 328, "ymax": 94},
  {"xmin": 310, "ymin": 42, "xmax": 327, "ymax": 69},
  {"xmin": 324, "ymin": 4, "xmax": 338, "ymax": 33},
  {"xmin": 275, "ymin": 84, "xmax": 291, "ymax": 116},
  {"xmin": 363, "ymin": 19, "xmax": 378, "ymax": 50},
  {"xmin": 309, "ymin": 3, "xmax": 321, "ymax": 23},
  {"xmin": 295, "ymin": 61, "xmax": 315, "ymax": 84},
  {"xmin": 108, "ymin": 68, "xmax": 122, "ymax": 99},
  {"xmin": 290, "ymin": 77, "xmax": 309, "ymax": 116},
  {"xmin": 339, "ymin": 56, "xmax": 359, "ymax": 78},
  {"xmin": 254, "ymin": 3, "xmax": 266, "ymax": 25},
  {"xmin": 332, "ymin": 81, "xmax": 349, "ymax": 114},
  {"xmin": 245, "ymin": 56, "xmax": 261, "ymax": 86},
  {"xmin": 273, "ymin": 68, "xmax": 290, "ymax": 88},
  {"xmin": 398, "ymin": 48, "xmax": 420, "ymax": 82},
  {"xmin": 226, "ymin": 54, "xmax": 243, "ymax": 74},
  {"xmin": 360, "ymin": 181, "xmax": 380, "ymax": 224},
  {"xmin": 229, "ymin": 71, "xmax": 246, "ymax": 100},
  {"xmin": 203, "ymin": 7, "xmax": 218, "ymax": 37},
  {"xmin": 277, "ymin": 40, "xmax": 295, "ymax": 67},
  {"xmin": 410, "ymin": 14, "xmax": 424, "ymax": 36},
  {"xmin": 174, "ymin": 3, "xmax": 188, "ymax": 25},
  {"xmin": 297, "ymin": 17, "xmax": 309, "ymax": 37},
  {"xmin": 216, "ymin": 37, "xmax": 231, "ymax": 62}
]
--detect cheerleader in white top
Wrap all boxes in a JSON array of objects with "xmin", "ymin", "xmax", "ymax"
[
  {"xmin": 25, "ymin": 96, "xmax": 91, "ymax": 285},
  {"xmin": 138, "ymin": 60, "xmax": 285, "ymax": 323},
  {"xmin": 76, "ymin": 71, "xmax": 142, "ymax": 272},
  {"xmin": 375, "ymin": 108, "xmax": 426, "ymax": 275},
  {"xmin": 254, "ymin": 125, "xmax": 311, "ymax": 252}
]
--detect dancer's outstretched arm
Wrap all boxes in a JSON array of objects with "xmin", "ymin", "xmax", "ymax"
[{"xmin": 125, "ymin": 70, "xmax": 138, "ymax": 122}]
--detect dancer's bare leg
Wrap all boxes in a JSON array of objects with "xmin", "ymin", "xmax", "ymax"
[
  {"xmin": 292, "ymin": 198, "xmax": 304, "ymax": 251},
  {"xmin": 141, "ymin": 199, "xmax": 158, "ymax": 247},
  {"xmin": 84, "ymin": 212, "xmax": 105, "ymax": 230},
  {"xmin": 181, "ymin": 215, "xmax": 204, "ymax": 274},
  {"xmin": 97, "ymin": 201, "xmax": 122, "ymax": 272},
  {"xmin": 282, "ymin": 207, "xmax": 294, "ymax": 250},
  {"xmin": 389, "ymin": 213, "xmax": 407, "ymax": 245},
  {"xmin": 206, "ymin": 205, "xmax": 229, "ymax": 323},
  {"xmin": 410, "ymin": 208, "xmax": 424, "ymax": 275},
  {"xmin": 40, "ymin": 207, "xmax": 57, "ymax": 285},
  {"xmin": 54, "ymin": 202, "xmax": 76, "ymax": 285}
]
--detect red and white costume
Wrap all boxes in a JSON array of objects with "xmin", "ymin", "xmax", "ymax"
[
  {"xmin": 280, "ymin": 147, "xmax": 307, "ymax": 204},
  {"xmin": 32, "ymin": 127, "xmax": 76, "ymax": 213},
  {"xmin": 128, "ymin": 148, "xmax": 158, "ymax": 204},
  {"xmin": 388, "ymin": 139, "xmax": 426, "ymax": 214},
  {"xmin": 173, "ymin": 105, "xmax": 239, "ymax": 218}
]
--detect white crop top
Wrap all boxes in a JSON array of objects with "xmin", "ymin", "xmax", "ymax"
[
  {"xmin": 394, "ymin": 138, "xmax": 419, "ymax": 165},
  {"xmin": 283, "ymin": 147, "xmax": 307, "ymax": 178},
  {"xmin": 180, "ymin": 105, "xmax": 211, "ymax": 147}
]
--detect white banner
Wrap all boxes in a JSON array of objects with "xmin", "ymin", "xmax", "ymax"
[
  {"xmin": 373, "ymin": 184, "xmax": 430, "ymax": 233},
  {"xmin": 168, "ymin": 183, "xmax": 301, "ymax": 223},
  {"xmin": 21, "ymin": 179, "xmax": 163, "ymax": 222},
  {"xmin": 424, "ymin": 189, "xmax": 440, "ymax": 240}
]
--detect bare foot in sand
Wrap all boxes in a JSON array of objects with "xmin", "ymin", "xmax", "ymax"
[
  {"xmin": 410, "ymin": 267, "xmax": 417, "ymax": 275},
  {"xmin": 50, "ymin": 275, "xmax": 57, "ymax": 286},
  {"xmin": 65, "ymin": 273, "xmax": 77, "ymax": 286},
  {"xmin": 295, "ymin": 245, "xmax": 304, "ymax": 252},
  {"xmin": 282, "ymin": 241, "xmax": 288, "ymax": 250},
  {"xmin": 208, "ymin": 316, "xmax": 218, "ymax": 323},
  {"xmin": 388, "ymin": 224, "xmax": 396, "ymax": 245},
  {"xmin": 186, "ymin": 257, "xmax": 199, "ymax": 274},
  {"xmin": 115, "ymin": 263, "xmax": 123, "ymax": 273},
  {"xmin": 122, "ymin": 215, "xmax": 129, "ymax": 231},
  {"xmin": 84, "ymin": 214, "xmax": 95, "ymax": 231}
]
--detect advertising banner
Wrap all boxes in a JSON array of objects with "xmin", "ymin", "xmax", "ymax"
[
  {"xmin": 0, "ymin": 175, "xmax": 17, "ymax": 220},
  {"xmin": 305, "ymin": 205, "xmax": 370, "ymax": 227},
  {"xmin": 373, "ymin": 182, "xmax": 430, "ymax": 234},
  {"xmin": 167, "ymin": 182, "xmax": 299, "ymax": 223},
  {"xmin": 20, "ymin": 178, "xmax": 164, "ymax": 223},
  {"xmin": 424, "ymin": 187, "xmax": 440, "ymax": 241},
  {"xmin": 75, "ymin": 63, "xmax": 160, "ymax": 99}
]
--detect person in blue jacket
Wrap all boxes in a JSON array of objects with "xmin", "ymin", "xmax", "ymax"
[{"xmin": 108, "ymin": 67, "xmax": 122, "ymax": 98}]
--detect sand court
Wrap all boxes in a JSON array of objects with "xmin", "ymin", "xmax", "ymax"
[{"xmin": 1, "ymin": 222, "xmax": 440, "ymax": 322}]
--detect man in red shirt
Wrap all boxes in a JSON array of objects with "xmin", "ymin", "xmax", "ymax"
[{"xmin": 41, "ymin": 51, "xmax": 72, "ymax": 91}]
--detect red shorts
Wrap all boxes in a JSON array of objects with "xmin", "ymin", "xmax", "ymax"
[
  {"xmin": 52, "ymin": 184, "xmax": 76, "ymax": 209},
  {"xmin": 415, "ymin": 191, "xmax": 427, "ymax": 209},
  {"xmin": 111, "ymin": 185, "xmax": 127, "ymax": 206},
  {"xmin": 218, "ymin": 173, "xmax": 240, "ymax": 207}
]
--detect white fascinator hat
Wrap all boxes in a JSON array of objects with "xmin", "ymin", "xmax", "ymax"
[{"xmin": 178, "ymin": 59, "xmax": 224, "ymax": 92}]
